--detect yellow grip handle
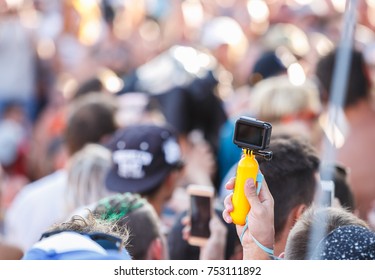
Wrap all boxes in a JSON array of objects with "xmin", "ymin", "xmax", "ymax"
[{"xmin": 230, "ymin": 151, "xmax": 259, "ymax": 225}]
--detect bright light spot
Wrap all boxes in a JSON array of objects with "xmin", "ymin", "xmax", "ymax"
[
  {"xmin": 19, "ymin": 8, "xmax": 40, "ymax": 29},
  {"xmin": 98, "ymin": 68, "xmax": 124, "ymax": 94},
  {"xmin": 287, "ymin": 63, "xmax": 306, "ymax": 86},
  {"xmin": 310, "ymin": 33, "xmax": 334, "ymax": 56},
  {"xmin": 367, "ymin": 0, "xmax": 375, "ymax": 8},
  {"xmin": 182, "ymin": 0, "xmax": 204, "ymax": 28},
  {"xmin": 331, "ymin": 0, "xmax": 347, "ymax": 13},
  {"xmin": 5, "ymin": 0, "xmax": 23, "ymax": 9},
  {"xmin": 37, "ymin": 38, "xmax": 56, "ymax": 60},
  {"xmin": 173, "ymin": 46, "xmax": 201, "ymax": 74},
  {"xmin": 310, "ymin": 0, "xmax": 329, "ymax": 16},
  {"xmin": 73, "ymin": 0, "xmax": 102, "ymax": 46},
  {"xmin": 79, "ymin": 20, "xmax": 101, "ymax": 46},
  {"xmin": 294, "ymin": 0, "xmax": 313, "ymax": 5},
  {"xmin": 58, "ymin": 73, "xmax": 78, "ymax": 100},
  {"xmin": 247, "ymin": 0, "xmax": 270, "ymax": 23}
]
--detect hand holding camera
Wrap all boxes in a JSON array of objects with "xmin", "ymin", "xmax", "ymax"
[{"xmin": 231, "ymin": 117, "xmax": 272, "ymax": 226}]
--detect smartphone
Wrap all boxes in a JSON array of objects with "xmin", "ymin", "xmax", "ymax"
[
  {"xmin": 187, "ymin": 184, "xmax": 215, "ymax": 247},
  {"xmin": 320, "ymin": 180, "xmax": 335, "ymax": 207}
]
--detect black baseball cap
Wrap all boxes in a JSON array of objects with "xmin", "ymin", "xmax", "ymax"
[{"xmin": 105, "ymin": 124, "xmax": 183, "ymax": 194}]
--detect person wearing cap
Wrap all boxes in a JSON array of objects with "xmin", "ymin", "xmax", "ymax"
[
  {"xmin": 22, "ymin": 214, "xmax": 131, "ymax": 260},
  {"xmin": 105, "ymin": 123, "xmax": 185, "ymax": 217}
]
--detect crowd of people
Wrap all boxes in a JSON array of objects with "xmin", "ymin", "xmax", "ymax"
[{"xmin": 1, "ymin": 0, "xmax": 375, "ymax": 260}]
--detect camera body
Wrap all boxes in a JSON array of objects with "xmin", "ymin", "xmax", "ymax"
[{"xmin": 233, "ymin": 116, "xmax": 272, "ymax": 151}]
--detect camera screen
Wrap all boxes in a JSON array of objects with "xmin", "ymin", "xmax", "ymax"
[
  {"xmin": 190, "ymin": 195, "xmax": 211, "ymax": 238},
  {"xmin": 236, "ymin": 123, "xmax": 264, "ymax": 147}
]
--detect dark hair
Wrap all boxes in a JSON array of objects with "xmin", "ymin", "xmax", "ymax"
[
  {"xmin": 93, "ymin": 193, "xmax": 161, "ymax": 260},
  {"xmin": 315, "ymin": 48, "xmax": 370, "ymax": 107},
  {"xmin": 257, "ymin": 134, "xmax": 320, "ymax": 241},
  {"xmin": 64, "ymin": 93, "xmax": 118, "ymax": 155}
]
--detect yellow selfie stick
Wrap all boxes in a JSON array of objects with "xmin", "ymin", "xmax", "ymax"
[{"xmin": 230, "ymin": 149, "xmax": 259, "ymax": 226}]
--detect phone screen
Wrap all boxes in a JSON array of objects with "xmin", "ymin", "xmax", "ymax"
[{"xmin": 190, "ymin": 195, "xmax": 211, "ymax": 238}]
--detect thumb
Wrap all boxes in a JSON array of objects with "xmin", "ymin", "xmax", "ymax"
[{"xmin": 244, "ymin": 178, "xmax": 259, "ymax": 207}]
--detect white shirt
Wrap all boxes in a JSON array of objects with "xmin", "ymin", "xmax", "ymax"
[{"xmin": 3, "ymin": 170, "xmax": 67, "ymax": 251}]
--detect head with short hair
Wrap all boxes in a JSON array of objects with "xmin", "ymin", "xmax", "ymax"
[
  {"xmin": 249, "ymin": 75, "xmax": 321, "ymax": 123},
  {"xmin": 315, "ymin": 47, "xmax": 371, "ymax": 108},
  {"xmin": 284, "ymin": 206, "xmax": 368, "ymax": 260},
  {"xmin": 64, "ymin": 93, "xmax": 118, "ymax": 155},
  {"xmin": 22, "ymin": 213, "xmax": 130, "ymax": 260},
  {"xmin": 93, "ymin": 193, "xmax": 163, "ymax": 260},
  {"xmin": 257, "ymin": 134, "xmax": 320, "ymax": 242}
]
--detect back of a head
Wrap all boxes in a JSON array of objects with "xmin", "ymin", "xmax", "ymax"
[
  {"xmin": 284, "ymin": 206, "xmax": 368, "ymax": 260},
  {"xmin": 65, "ymin": 143, "xmax": 113, "ymax": 215},
  {"xmin": 93, "ymin": 193, "xmax": 162, "ymax": 260},
  {"xmin": 22, "ymin": 214, "xmax": 131, "ymax": 260},
  {"xmin": 249, "ymin": 75, "xmax": 321, "ymax": 123},
  {"xmin": 64, "ymin": 93, "xmax": 118, "ymax": 155},
  {"xmin": 257, "ymin": 134, "xmax": 320, "ymax": 240},
  {"xmin": 315, "ymin": 47, "xmax": 370, "ymax": 108},
  {"xmin": 249, "ymin": 50, "xmax": 287, "ymax": 86}
]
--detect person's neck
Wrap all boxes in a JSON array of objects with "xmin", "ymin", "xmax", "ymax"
[{"xmin": 144, "ymin": 194, "xmax": 164, "ymax": 217}]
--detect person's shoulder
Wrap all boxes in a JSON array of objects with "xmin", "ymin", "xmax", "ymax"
[{"xmin": 6, "ymin": 170, "xmax": 67, "ymax": 215}]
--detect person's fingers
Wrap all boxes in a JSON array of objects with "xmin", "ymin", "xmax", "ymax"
[
  {"xmin": 222, "ymin": 209, "xmax": 232, "ymax": 224},
  {"xmin": 181, "ymin": 215, "xmax": 190, "ymax": 226},
  {"xmin": 244, "ymin": 178, "xmax": 260, "ymax": 207},
  {"xmin": 257, "ymin": 177, "xmax": 274, "ymax": 206},
  {"xmin": 182, "ymin": 224, "xmax": 191, "ymax": 241},
  {"xmin": 223, "ymin": 193, "xmax": 234, "ymax": 212},
  {"xmin": 225, "ymin": 177, "xmax": 236, "ymax": 190}
]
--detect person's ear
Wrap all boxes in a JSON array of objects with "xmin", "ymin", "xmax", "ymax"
[
  {"xmin": 294, "ymin": 204, "xmax": 307, "ymax": 221},
  {"xmin": 146, "ymin": 238, "xmax": 164, "ymax": 260}
]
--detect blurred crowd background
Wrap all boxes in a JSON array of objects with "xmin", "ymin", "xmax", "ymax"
[{"xmin": 1, "ymin": 0, "xmax": 375, "ymax": 259}]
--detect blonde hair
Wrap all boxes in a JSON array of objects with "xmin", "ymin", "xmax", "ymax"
[
  {"xmin": 65, "ymin": 143, "xmax": 112, "ymax": 215},
  {"xmin": 249, "ymin": 75, "xmax": 321, "ymax": 123}
]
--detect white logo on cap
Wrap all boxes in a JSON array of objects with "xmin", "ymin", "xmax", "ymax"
[
  {"xmin": 163, "ymin": 138, "xmax": 181, "ymax": 165},
  {"xmin": 113, "ymin": 150, "xmax": 153, "ymax": 179}
]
